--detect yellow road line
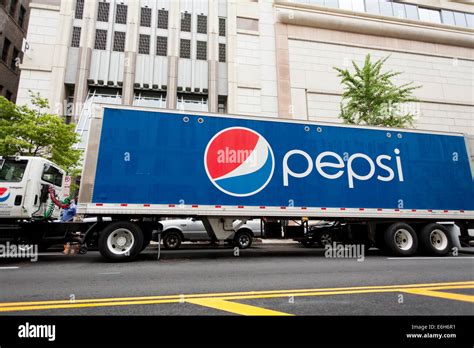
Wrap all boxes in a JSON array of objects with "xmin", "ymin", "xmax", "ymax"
[
  {"xmin": 0, "ymin": 280, "xmax": 472, "ymax": 308},
  {"xmin": 402, "ymin": 289, "xmax": 474, "ymax": 303},
  {"xmin": 0, "ymin": 280, "xmax": 472, "ymax": 313},
  {"xmin": 187, "ymin": 299, "xmax": 292, "ymax": 316},
  {"xmin": 0, "ymin": 299, "xmax": 176, "ymax": 313}
]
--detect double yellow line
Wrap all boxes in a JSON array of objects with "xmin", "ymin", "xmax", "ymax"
[{"xmin": 0, "ymin": 280, "xmax": 472, "ymax": 315}]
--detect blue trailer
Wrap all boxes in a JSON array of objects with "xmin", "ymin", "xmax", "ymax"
[
  {"xmin": 2, "ymin": 105, "xmax": 472, "ymax": 261},
  {"xmin": 71, "ymin": 105, "xmax": 473, "ymax": 260}
]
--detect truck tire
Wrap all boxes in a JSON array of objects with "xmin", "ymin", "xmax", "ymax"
[
  {"xmin": 419, "ymin": 223, "xmax": 452, "ymax": 256},
  {"xmin": 141, "ymin": 232, "xmax": 152, "ymax": 251},
  {"xmin": 162, "ymin": 230, "xmax": 182, "ymax": 250},
  {"xmin": 383, "ymin": 223, "xmax": 418, "ymax": 256},
  {"xmin": 234, "ymin": 230, "xmax": 253, "ymax": 249},
  {"xmin": 98, "ymin": 222, "xmax": 144, "ymax": 262}
]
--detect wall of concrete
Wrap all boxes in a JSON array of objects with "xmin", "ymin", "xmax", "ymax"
[{"xmin": 288, "ymin": 39, "xmax": 474, "ymax": 135}]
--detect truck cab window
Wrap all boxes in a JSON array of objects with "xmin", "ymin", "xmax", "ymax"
[
  {"xmin": 0, "ymin": 159, "xmax": 28, "ymax": 182},
  {"xmin": 41, "ymin": 164, "xmax": 63, "ymax": 187}
]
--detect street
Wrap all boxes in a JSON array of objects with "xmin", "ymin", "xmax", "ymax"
[{"xmin": 0, "ymin": 243, "xmax": 473, "ymax": 316}]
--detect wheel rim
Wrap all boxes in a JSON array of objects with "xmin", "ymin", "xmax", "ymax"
[
  {"xmin": 320, "ymin": 233, "xmax": 332, "ymax": 246},
  {"xmin": 430, "ymin": 229, "xmax": 448, "ymax": 251},
  {"xmin": 107, "ymin": 228, "xmax": 135, "ymax": 255},
  {"xmin": 166, "ymin": 235, "xmax": 179, "ymax": 248},
  {"xmin": 394, "ymin": 229, "xmax": 413, "ymax": 251},
  {"xmin": 239, "ymin": 234, "xmax": 250, "ymax": 248}
]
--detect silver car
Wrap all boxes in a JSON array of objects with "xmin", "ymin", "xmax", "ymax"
[{"xmin": 159, "ymin": 218, "xmax": 262, "ymax": 250}]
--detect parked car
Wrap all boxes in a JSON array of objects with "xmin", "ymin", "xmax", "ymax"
[
  {"xmin": 299, "ymin": 221, "xmax": 337, "ymax": 247},
  {"xmin": 159, "ymin": 218, "xmax": 262, "ymax": 250}
]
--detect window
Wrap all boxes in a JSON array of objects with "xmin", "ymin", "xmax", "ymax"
[
  {"xmin": 115, "ymin": 4, "xmax": 127, "ymax": 24},
  {"xmin": 97, "ymin": 2, "xmax": 110, "ymax": 22},
  {"xmin": 219, "ymin": 43, "xmax": 226, "ymax": 62},
  {"xmin": 157, "ymin": 9, "xmax": 168, "ymax": 29},
  {"xmin": 339, "ymin": 0, "xmax": 364, "ymax": 12},
  {"xmin": 219, "ymin": 17, "xmax": 226, "ymax": 36},
  {"xmin": 75, "ymin": 0, "xmax": 84, "ymax": 19},
  {"xmin": 113, "ymin": 31, "xmax": 125, "ymax": 52},
  {"xmin": 140, "ymin": 7, "xmax": 151, "ymax": 27},
  {"xmin": 365, "ymin": 0, "xmax": 380, "ymax": 14},
  {"xmin": 156, "ymin": 36, "xmax": 167, "ymax": 56},
  {"xmin": 71, "ymin": 26, "xmax": 81, "ymax": 47},
  {"xmin": 405, "ymin": 4, "xmax": 418, "ymax": 20},
  {"xmin": 2, "ymin": 38, "xmax": 11, "ymax": 62},
  {"xmin": 18, "ymin": 6, "xmax": 26, "ymax": 28},
  {"xmin": 197, "ymin": 14, "xmax": 207, "ymax": 34},
  {"xmin": 0, "ymin": 159, "xmax": 28, "ymax": 183},
  {"xmin": 9, "ymin": 0, "xmax": 17, "ymax": 16},
  {"xmin": 181, "ymin": 12, "xmax": 191, "ymax": 32},
  {"xmin": 138, "ymin": 34, "xmax": 150, "ymax": 54},
  {"xmin": 392, "ymin": 2, "xmax": 405, "ymax": 19},
  {"xmin": 0, "ymin": 85, "xmax": 3, "ymax": 95},
  {"xmin": 323, "ymin": 0, "xmax": 338, "ymax": 8},
  {"xmin": 441, "ymin": 10, "xmax": 455, "ymax": 25},
  {"xmin": 418, "ymin": 7, "xmax": 441, "ymax": 23},
  {"xmin": 454, "ymin": 12, "xmax": 467, "ymax": 27},
  {"xmin": 467, "ymin": 14, "xmax": 474, "ymax": 28},
  {"xmin": 94, "ymin": 29, "xmax": 107, "ymax": 50},
  {"xmin": 180, "ymin": 39, "xmax": 190, "ymax": 59},
  {"xmin": 379, "ymin": 0, "xmax": 393, "ymax": 16},
  {"xmin": 42, "ymin": 164, "xmax": 63, "ymax": 187},
  {"xmin": 5, "ymin": 90, "xmax": 12, "ymax": 101},
  {"xmin": 196, "ymin": 40, "xmax": 207, "ymax": 60},
  {"xmin": 11, "ymin": 47, "xmax": 19, "ymax": 71},
  {"xmin": 237, "ymin": 17, "xmax": 258, "ymax": 31}
]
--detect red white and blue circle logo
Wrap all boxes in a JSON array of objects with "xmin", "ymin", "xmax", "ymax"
[
  {"xmin": 0, "ymin": 187, "xmax": 10, "ymax": 203},
  {"xmin": 204, "ymin": 127, "xmax": 275, "ymax": 197}
]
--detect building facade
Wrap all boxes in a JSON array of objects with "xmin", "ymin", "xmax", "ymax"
[
  {"xmin": 16, "ymin": 0, "xmax": 474, "ymax": 139},
  {"xmin": 0, "ymin": 0, "xmax": 30, "ymax": 102}
]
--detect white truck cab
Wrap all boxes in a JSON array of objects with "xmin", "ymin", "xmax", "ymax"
[{"xmin": 0, "ymin": 156, "xmax": 66, "ymax": 220}]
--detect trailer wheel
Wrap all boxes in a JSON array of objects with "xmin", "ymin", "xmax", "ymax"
[
  {"xmin": 141, "ymin": 232, "xmax": 152, "ymax": 251},
  {"xmin": 98, "ymin": 222, "xmax": 144, "ymax": 262},
  {"xmin": 383, "ymin": 223, "xmax": 418, "ymax": 256},
  {"xmin": 419, "ymin": 223, "xmax": 452, "ymax": 256},
  {"xmin": 162, "ymin": 231, "xmax": 182, "ymax": 250},
  {"xmin": 234, "ymin": 230, "xmax": 253, "ymax": 249}
]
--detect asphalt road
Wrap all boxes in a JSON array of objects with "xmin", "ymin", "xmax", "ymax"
[{"xmin": 0, "ymin": 243, "xmax": 473, "ymax": 316}]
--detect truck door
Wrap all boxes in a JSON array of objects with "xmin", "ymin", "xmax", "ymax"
[
  {"xmin": 39, "ymin": 163, "xmax": 65, "ymax": 219},
  {"xmin": 0, "ymin": 158, "xmax": 30, "ymax": 219}
]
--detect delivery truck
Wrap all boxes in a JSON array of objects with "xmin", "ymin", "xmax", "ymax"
[{"xmin": 0, "ymin": 104, "xmax": 473, "ymax": 261}]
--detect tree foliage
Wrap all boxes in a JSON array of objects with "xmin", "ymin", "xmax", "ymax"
[
  {"xmin": 0, "ymin": 93, "xmax": 81, "ymax": 171},
  {"xmin": 334, "ymin": 54, "xmax": 420, "ymax": 128}
]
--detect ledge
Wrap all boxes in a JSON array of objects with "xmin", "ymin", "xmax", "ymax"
[
  {"xmin": 29, "ymin": 3, "xmax": 60, "ymax": 11},
  {"xmin": 275, "ymin": 1, "xmax": 474, "ymax": 49}
]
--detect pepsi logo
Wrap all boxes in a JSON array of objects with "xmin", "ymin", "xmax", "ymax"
[
  {"xmin": 204, "ymin": 127, "xmax": 275, "ymax": 197},
  {"xmin": 0, "ymin": 187, "xmax": 10, "ymax": 203}
]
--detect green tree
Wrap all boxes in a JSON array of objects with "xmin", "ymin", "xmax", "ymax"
[
  {"xmin": 0, "ymin": 92, "xmax": 81, "ymax": 171},
  {"xmin": 334, "ymin": 54, "xmax": 420, "ymax": 128}
]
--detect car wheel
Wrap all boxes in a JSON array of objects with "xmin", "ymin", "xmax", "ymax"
[
  {"xmin": 163, "ymin": 231, "xmax": 182, "ymax": 250},
  {"xmin": 383, "ymin": 223, "xmax": 418, "ymax": 256},
  {"xmin": 98, "ymin": 222, "xmax": 144, "ymax": 262},
  {"xmin": 234, "ymin": 230, "xmax": 253, "ymax": 249},
  {"xmin": 317, "ymin": 231, "xmax": 333, "ymax": 247},
  {"xmin": 419, "ymin": 223, "xmax": 452, "ymax": 256}
]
